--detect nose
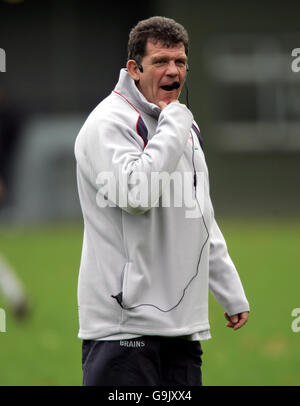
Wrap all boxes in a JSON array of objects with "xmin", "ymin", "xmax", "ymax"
[{"xmin": 165, "ymin": 61, "xmax": 179, "ymax": 77}]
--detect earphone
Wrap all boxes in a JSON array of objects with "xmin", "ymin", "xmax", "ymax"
[{"xmin": 136, "ymin": 62, "xmax": 144, "ymax": 73}]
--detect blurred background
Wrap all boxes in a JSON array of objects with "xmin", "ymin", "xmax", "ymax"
[{"xmin": 0, "ymin": 0, "xmax": 300, "ymax": 386}]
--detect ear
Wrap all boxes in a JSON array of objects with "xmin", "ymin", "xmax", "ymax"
[{"xmin": 126, "ymin": 59, "xmax": 141, "ymax": 81}]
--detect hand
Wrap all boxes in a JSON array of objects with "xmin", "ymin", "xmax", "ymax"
[
  {"xmin": 158, "ymin": 99, "xmax": 180, "ymax": 110},
  {"xmin": 224, "ymin": 311, "xmax": 249, "ymax": 330}
]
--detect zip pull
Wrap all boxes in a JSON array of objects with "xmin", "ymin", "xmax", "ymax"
[{"xmin": 111, "ymin": 292, "xmax": 124, "ymax": 308}]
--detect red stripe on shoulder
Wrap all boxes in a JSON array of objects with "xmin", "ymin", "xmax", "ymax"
[
  {"xmin": 113, "ymin": 90, "xmax": 146, "ymax": 150},
  {"xmin": 113, "ymin": 90, "xmax": 140, "ymax": 113},
  {"xmin": 192, "ymin": 122, "xmax": 200, "ymax": 133}
]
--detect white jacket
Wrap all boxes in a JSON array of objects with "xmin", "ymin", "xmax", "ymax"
[{"xmin": 74, "ymin": 68, "xmax": 250, "ymax": 340}]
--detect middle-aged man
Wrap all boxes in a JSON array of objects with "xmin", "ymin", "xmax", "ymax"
[{"xmin": 75, "ymin": 16, "xmax": 250, "ymax": 386}]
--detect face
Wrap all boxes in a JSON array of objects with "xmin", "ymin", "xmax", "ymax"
[{"xmin": 127, "ymin": 39, "xmax": 188, "ymax": 107}]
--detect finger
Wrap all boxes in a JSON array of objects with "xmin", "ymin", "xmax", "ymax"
[
  {"xmin": 225, "ymin": 313, "xmax": 235, "ymax": 328},
  {"xmin": 233, "ymin": 314, "xmax": 248, "ymax": 330},
  {"xmin": 230, "ymin": 315, "xmax": 239, "ymax": 324},
  {"xmin": 225, "ymin": 312, "xmax": 249, "ymax": 329},
  {"xmin": 158, "ymin": 101, "xmax": 167, "ymax": 110},
  {"xmin": 233, "ymin": 320, "xmax": 245, "ymax": 330},
  {"xmin": 224, "ymin": 312, "xmax": 231, "ymax": 322}
]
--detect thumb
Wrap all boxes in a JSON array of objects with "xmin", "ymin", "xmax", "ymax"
[
  {"xmin": 158, "ymin": 101, "xmax": 167, "ymax": 110},
  {"xmin": 231, "ymin": 315, "xmax": 239, "ymax": 323}
]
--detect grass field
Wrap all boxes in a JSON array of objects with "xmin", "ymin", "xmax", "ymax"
[{"xmin": 0, "ymin": 217, "xmax": 300, "ymax": 386}]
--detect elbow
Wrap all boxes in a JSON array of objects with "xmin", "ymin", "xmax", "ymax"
[
  {"xmin": 123, "ymin": 205, "xmax": 151, "ymax": 216},
  {"xmin": 122, "ymin": 196, "xmax": 154, "ymax": 215},
  {"xmin": 96, "ymin": 171, "xmax": 160, "ymax": 215},
  {"xmin": 119, "ymin": 178, "xmax": 160, "ymax": 215}
]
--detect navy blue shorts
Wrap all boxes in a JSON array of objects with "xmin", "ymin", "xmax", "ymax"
[{"xmin": 82, "ymin": 336, "xmax": 203, "ymax": 386}]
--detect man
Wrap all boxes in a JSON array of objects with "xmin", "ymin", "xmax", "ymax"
[{"xmin": 75, "ymin": 16, "xmax": 250, "ymax": 386}]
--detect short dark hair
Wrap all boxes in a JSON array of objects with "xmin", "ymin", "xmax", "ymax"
[{"xmin": 127, "ymin": 16, "xmax": 189, "ymax": 63}]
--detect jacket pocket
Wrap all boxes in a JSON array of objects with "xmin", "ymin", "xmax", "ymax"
[
  {"xmin": 113, "ymin": 261, "xmax": 146, "ymax": 310},
  {"xmin": 121, "ymin": 261, "xmax": 144, "ymax": 309}
]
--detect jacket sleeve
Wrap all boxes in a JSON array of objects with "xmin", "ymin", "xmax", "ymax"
[
  {"xmin": 208, "ymin": 218, "xmax": 250, "ymax": 316},
  {"xmin": 86, "ymin": 102, "xmax": 193, "ymax": 215}
]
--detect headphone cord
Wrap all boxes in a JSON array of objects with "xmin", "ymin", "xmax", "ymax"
[
  {"xmin": 185, "ymin": 81, "xmax": 190, "ymax": 110},
  {"xmin": 112, "ymin": 131, "xmax": 209, "ymax": 313}
]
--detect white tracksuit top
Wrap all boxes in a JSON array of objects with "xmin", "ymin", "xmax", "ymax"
[{"xmin": 74, "ymin": 68, "xmax": 250, "ymax": 340}]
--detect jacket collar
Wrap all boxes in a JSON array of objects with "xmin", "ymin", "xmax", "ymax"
[{"xmin": 114, "ymin": 68, "xmax": 161, "ymax": 119}]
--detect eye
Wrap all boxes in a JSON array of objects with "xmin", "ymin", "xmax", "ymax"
[
  {"xmin": 176, "ymin": 60, "xmax": 186, "ymax": 68},
  {"xmin": 155, "ymin": 59, "xmax": 168, "ymax": 66}
]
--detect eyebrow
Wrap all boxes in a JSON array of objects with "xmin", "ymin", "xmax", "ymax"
[{"xmin": 151, "ymin": 55, "xmax": 187, "ymax": 63}]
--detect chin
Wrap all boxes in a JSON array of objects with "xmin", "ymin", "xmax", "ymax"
[
  {"xmin": 157, "ymin": 90, "xmax": 179, "ymax": 104},
  {"xmin": 165, "ymin": 96, "xmax": 178, "ymax": 105}
]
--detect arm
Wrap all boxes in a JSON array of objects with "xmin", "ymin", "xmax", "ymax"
[
  {"xmin": 84, "ymin": 101, "xmax": 193, "ymax": 215},
  {"xmin": 209, "ymin": 218, "xmax": 250, "ymax": 329}
]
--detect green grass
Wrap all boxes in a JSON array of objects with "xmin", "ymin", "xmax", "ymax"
[
  {"xmin": 0, "ymin": 224, "xmax": 83, "ymax": 386},
  {"xmin": 203, "ymin": 217, "xmax": 300, "ymax": 386},
  {"xmin": 0, "ymin": 218, "xmax": 299, "ymax": 386}
]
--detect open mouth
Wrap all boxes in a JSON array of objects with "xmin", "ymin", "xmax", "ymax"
[{"xmin": 160, "ymin": 82, "xmax": 180, "ymax": 91}]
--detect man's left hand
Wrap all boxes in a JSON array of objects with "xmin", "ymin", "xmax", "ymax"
[{"xmin": 224, "ymin": 311, "xmax": 249, "ymax": 330}]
